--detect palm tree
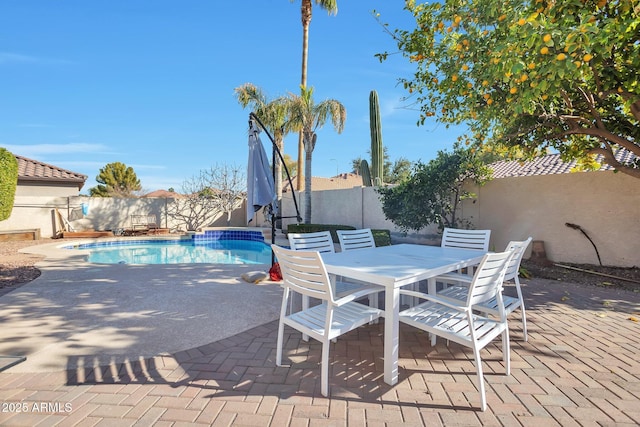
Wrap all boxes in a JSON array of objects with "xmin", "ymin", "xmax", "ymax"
[
  {"xmin": 287, "ymin": 86, "xmax": 346, "ymax": 223},
  {"xmin": 234, "ymin": 83, "xmax": 294, "ymax": 204},
  {"xmin": 292, "ymin": 0, "xmax": 338, "ymax": 191}
]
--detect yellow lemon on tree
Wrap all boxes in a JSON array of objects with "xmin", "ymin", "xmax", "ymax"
[
  {"xmin": 540, "ymin": 46, "xmax": 549, "ymax": 54},
  {"xmin": 528, "ymin": 63, "xmax": 536, "ymax": 70},
  {"xmin": 510, "ymin": 87, "xmax": 518, "ymax": 94},
  {"xmin": 518, "ymin": 18, "xmax": 526, "ymax": 25},
  {"xmin": 451, "ymin": 75, "xmax": 458, "ymax": 82},
  {"xmin": 584, "ymin": 53, "xmax": 593, "ymax": 62},
  {"xmin": 482, "ymin": 80, "xmax": 489, "ymax": 86},
  {"xmin": 487, "ymin": 98, "xmax": 494, "ymax": 105},
  {"xmin": 556, "ymin": 53, "xmax": 567, "ymax": 60},
  {"xmin": 462, "ymin": 64, "xmax": 469, "ymax": 71},
  {"xmin": 543, "ymin": 34, "xmax": 552, "ymax": 43}
]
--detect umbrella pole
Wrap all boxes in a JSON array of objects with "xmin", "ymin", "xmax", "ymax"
[
  {"xmin": 271, "ymin": 141, "xmax": 276, "ymax": 266},
  {"xmin": 249, "ymin": 113, "xmax": 303, "ymax": 267},
  {"xmin": 249, "ymin": 113, "xmax": 302, "ymax": 223}
]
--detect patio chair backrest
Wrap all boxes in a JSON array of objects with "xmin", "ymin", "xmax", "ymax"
[
  {"xmin": 287, "ymin": 231, "xmax": 335, "ymax": 254},
  {"xmin": 441, "ymin": 228, "xmax": 491, "ymax": 252},
  {"xmin": 271, "ymin": 245, "xmax": 335, "ymax": 302},
  {"xmin": 336, "ymin": 229, "xmax": 376, "ymax": 252},
  {"xmin": 503, "ymin": 237, "xmax": 533, "ymax": 281},
  {"xmin": 466, "ymin": 249, "xmax": 514, "ymax": 308}
]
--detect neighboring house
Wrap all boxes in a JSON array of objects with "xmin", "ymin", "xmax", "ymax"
[
  {"xmin": 142, "ymin": 189, "xmax": 184, "ymax": 198},
  {"xmin": 282, "ymin": 173, "xmax": 363, "ymax": 192},
  {"xmin": 0, "ymin": 155, "xmax": 88, "ymax": 238},
  {"xmin": 15, "ymin": 154, "xmax": 87, "ymax": 197}
]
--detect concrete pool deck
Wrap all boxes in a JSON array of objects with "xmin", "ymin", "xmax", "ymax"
[
  {"xmin": 1, "ymin": 238, "xmax": 640, "ymax": 425},
  {"xmin": 0, "ymin": 239, "xmax": 284, "ymax": 373}
]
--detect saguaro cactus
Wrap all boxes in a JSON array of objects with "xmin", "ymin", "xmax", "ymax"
[
  {"xmin": 369, "ymin": 90, "xmax": 384, "ymax": 186},
  {"xmin": 360, "ymin": 159, "xmax": 372, "ymax": 187}
]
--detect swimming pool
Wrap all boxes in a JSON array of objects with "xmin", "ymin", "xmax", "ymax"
[{"xmin": 65, "ymin": 230, "xmax": 273, "ymax": 265}]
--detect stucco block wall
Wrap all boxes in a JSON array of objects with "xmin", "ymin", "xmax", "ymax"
[
  {"xmin": 1, "ymin": 195, "xmax": 246, "ymax": 238},
  {"xmin": 280, "ymin": 171, "xmax": 638, "ymax": 267},
  {"xmin": 476, "ymin": 171, "xmax": 640, "ymax": 267}
]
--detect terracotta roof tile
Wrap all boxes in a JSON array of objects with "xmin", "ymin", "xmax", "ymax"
[
  {"xmin": 16, "ymin": 155, "xmax": 87, "ymax": 189},
  {"xmin": 489, "ymin": 149, "xmax": 637, "ymax": 179},
  {"xmin": 143, "ymin": 189, "xmax": 185, "ymax": 198}
]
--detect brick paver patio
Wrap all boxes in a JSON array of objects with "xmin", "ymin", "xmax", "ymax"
[{"xmin": 1, "ymin": 278, "xmax": 639, "ymax": 426}]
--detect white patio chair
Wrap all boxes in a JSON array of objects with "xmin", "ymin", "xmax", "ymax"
[
  {"xmin": 434, "ymin": 228, "xmax": 492, "ymax": 289},
  {"xmin": 437, "ymin": 237, "xmax": 533, "ymax": 341},
  {"xmin": 336, "ymin": 228, "xmax": 381, "ymax": 316},
  {"xmin": 272, "ymin": 245, "xmax": 383, "ymax": 397},
  {"xmin": 441, "ymin": 227, "xmax": 492, "ymax": 251},
  {"xmin": 288, "ymin": 231, "xmax": 337, "ymax": 253},
  {"xmin": 336, "ymin": 228, "xmax": 376, "ymax": 252},
  {"xmin": 398, "ymin": 249, "xmax": 514, "ymax": 411},
  {"xmin": 288, "ymin": 231, "xmax": 379, "ymax": 308}
]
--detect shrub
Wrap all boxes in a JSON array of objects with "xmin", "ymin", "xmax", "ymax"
[
  {"xmin": 286, "ymin": 224, "xmax": 392, "ymax": 247},
  {"xmin": 286, "ymin": 224, "xmax": 356, "ymax": 243},
  {"xmin": 371, "ymin": 229, "xmax": 391, "ymax": 247},
  {"xmin": 0, "ymin": 148, "xmax": 18, "ymax": 221}
]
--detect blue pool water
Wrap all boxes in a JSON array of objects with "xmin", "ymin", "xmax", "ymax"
[{"xmin": 66, "ymin": 230, "xmax": 272, "ymax": 265}]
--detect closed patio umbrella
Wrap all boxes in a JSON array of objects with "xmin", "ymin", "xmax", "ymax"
[{"xmin": 246, "ymin": 119, "xmax": 277, "ymax": 224}]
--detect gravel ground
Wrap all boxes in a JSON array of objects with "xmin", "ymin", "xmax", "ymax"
[
  {"xmin": 0, "ymin": 240, "xmax": 50, "ymax": 296},
  {"xmin": 1, "ymin": 239, "xmax": 639, "ymax": 296}
]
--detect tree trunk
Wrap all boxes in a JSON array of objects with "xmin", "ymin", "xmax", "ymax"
[
  {"xmin": 274, "ymin": 136, "xmax": 283, "ymax": 202},
  {"xmin": 303, "ymin": 133, "xmax": 315, "ymax": 224},
  {"xmin": 297, "ymin": 0, "xmax": 312, "ymax": 191}
]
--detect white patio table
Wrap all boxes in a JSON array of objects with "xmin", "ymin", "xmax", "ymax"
[{"xmin": 321, "ymin": 243, "xmax": 486, "ymax": 386}]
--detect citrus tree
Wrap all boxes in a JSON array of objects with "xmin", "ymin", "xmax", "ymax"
[{"xmin": 376, "ymin": 0, "xmax": 640, "ymax": 178}]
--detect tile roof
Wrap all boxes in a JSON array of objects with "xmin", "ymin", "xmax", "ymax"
[
  {"xmin": 489, "ymin": 149, "xmax": 638, "ymax": 179},
  {"xmin": 16, "ymin": 154, "xmax": 87, "ymax": 189},
  {"xmin": 282, "ymin": 173, "xmax": 364, "ymax": 192},
  {"xmin": 142, "ymin": 189, "xmax": 185, "ymax": 198}
]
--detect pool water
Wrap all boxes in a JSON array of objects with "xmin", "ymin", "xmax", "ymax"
[{"xmin": 70, "ymin": 239, "xmax": 272, "ymax": 265}]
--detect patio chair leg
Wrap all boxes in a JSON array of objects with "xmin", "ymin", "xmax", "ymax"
[
  {"xmin": 321, "ymin": 341, "xmax": 330, "ymax": 397},
  {"xmin": 472, "ymin": 345, "xmax": 487, "ymax": 412},
  {"xmin": 515, "ymin": 277, "xmax": 528, "ymax": 341}
]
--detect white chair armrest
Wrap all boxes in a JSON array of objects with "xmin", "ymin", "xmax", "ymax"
[
  {"xmin": 438, "ymin": 272, "xmax": 473, "ymax": 283},
  {"xmin": 398, "ymin": 289, "xmax": 468, "ymax": 312},
  {"xmin": 334, "ymin": 283, "xmax": 382, "ymax": 306}
]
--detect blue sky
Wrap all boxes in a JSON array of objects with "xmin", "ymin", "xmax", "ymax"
[{"xmin": 1, "ymin": 1, "xmax": 465, "ymax": 194}]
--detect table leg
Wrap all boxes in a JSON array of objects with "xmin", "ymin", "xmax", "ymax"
[{"xmin": 384, "ymin": 286, "xmax": 400, "ymax": 385}]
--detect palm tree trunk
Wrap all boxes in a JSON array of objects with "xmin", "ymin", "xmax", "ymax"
[
  {"xmin": 304, "ymin": 138, "xmax": 313, "ymax": 224},
  {"xmin": 297, "ymin": 0, "xmax": 312, "ymax": 191},
  {"xmin": 274, "ymin": 137, "xmax": 283, "ymax": 202}
]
